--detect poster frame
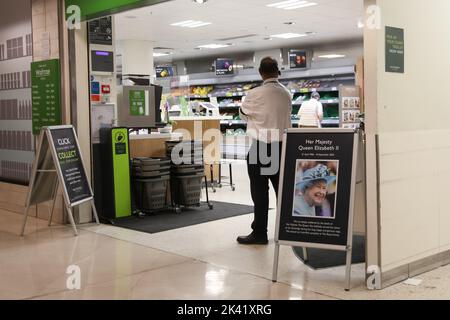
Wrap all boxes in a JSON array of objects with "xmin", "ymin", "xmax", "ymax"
[
  {"xmin": 21, "ymin": 125, "xmax": 100, "ymax": 236},
  {"xmin": 272, "ymin": 128, "xmax": 359, "ymax": 291}
]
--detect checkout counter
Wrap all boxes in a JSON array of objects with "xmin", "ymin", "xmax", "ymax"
[{"xmin": 129, "ymin": 132, "xmax": 183, "ymax": 158}]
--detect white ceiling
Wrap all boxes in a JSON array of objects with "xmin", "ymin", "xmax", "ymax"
[{"xmin": 114, "ymin": 0, "xmax": 364, "ymax": 62}]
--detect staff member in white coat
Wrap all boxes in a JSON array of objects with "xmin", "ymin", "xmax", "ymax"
[
  {"xmin": 237, "ymin": 57, "xmax": 292, "ymax": 245},
  {"xmin": 298, "ymin": 92, "xmax": 323, "ymax": 128}
]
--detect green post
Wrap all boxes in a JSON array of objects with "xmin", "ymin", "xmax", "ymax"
[{"xmin": 111, "ymin": 128, "xmax": 132, "ymax": 218}]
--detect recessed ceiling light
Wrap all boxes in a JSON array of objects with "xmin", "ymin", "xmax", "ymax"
[
  {"xmin": 153, "ymin": 52, "xmax": 172, "ymax": 57},
  {"xmin": 318, "ymin": 54, "xmax": 346, "ymax": 59},
  {"xmin": 170, "ymin": 20, "xmax": 212, "ymax": 28},
  {"xmin": 270, "ymin": 33, "xmax": 308, "ymax": 39},
  {"xmin": 267, "ymin": 0, "xmax": 318, "ymax": 10},
  {"xmin": 197, "ymin": 43, "xmax": 233, "ymax": 49},
  {"xmin": 193, "ymin": 0, "xmax": 208, "ymax": 3}
]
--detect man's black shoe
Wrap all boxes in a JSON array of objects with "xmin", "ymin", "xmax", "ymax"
[{"xmin": 237, "ymin": 233, "xmax": 268, "ymax": 245}]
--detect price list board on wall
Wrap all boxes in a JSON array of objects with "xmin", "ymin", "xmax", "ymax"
[{"xmin": 31, "ymin": 59, "xmax": 62, "ymax": 135}]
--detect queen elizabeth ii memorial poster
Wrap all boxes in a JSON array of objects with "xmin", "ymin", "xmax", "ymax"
[{"xmin": 275, "ymin": 129, "xmax": 358, "ymax": 247}]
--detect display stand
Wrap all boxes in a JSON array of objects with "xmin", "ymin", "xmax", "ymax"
[
  {"xmin": 21, "ymin": 126, "xmax": 100, "ymax": 237},
  {"xmin": 272, "ymin": 129, "xmax": 359, "ymax": 291}
]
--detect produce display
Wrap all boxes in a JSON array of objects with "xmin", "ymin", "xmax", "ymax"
[
  {"xmin": 166, "ymin": 77, "xmax": 349, "ymax": 134},
  {"xmin": 283, "ymin": 80, "xmax": 322, "ymax": 92},
  {"xmin": 190, "ymin": 86, "xmax": 214, "ymax": 97},
  {"xmin": 293, "ymin": 92, "xmax": 338, "ymax": 104},
  {"xmin": 218, "ymin": 98, "xmax": 241, "ymax": 107}
]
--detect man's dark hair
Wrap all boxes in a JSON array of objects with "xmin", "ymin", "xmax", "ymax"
[{"xmin": 259, "ymin": 57, "xmax": 280, "ymax": 77}]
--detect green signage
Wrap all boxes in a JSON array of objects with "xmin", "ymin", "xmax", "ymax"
[
  {"xmin": 386, "ymin": 26, "xmax": 405, "ymax": 73},
  {"xmin": 31, "ymin": 59, "xmax": 62, "ymax": 135},
  {"xmin": 66, "ymin": 0, "xmax": 170, "ymax": 21},
  {"xmin": 111, "ymin": 128, "xmax": 131, "ymax": 218},
  {"xmin": 129, "ymin": 90, "xmax": 146, "ymax": 116}
]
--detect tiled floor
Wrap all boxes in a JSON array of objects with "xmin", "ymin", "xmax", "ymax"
[{"xmin": 1, "ymin": 161, "xmax": 450, "ymax": 300}]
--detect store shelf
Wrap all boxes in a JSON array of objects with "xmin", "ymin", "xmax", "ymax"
[
  {"xmin": 321, "ymin": 119, "xmax": 340, "ymax": 125},
  {"xmin": 184, "ymin": 95, "xmax": 211, "ymax": 99},
  {"xmin": 290, "ymin": 87, "xmax": 340, "ymax": 94},
  {"xmin": 168, "ymin": 67, "xmax": 357, "ymax": 134},
  {"xmin": 219, "ymin": 104, "xmax": 241, "ymax": 108},
  {"xmin": 221, "ymin": 120, "xmax": 246, "ymax": 125},
  {"xmin": 210, "ymin": 88, "xmax": 340, "ymax": 99},
  {"xmin": 293, "ymin": 99, "xmax": 340, "ymax": 106},
  {"xmin": 172, "ymin": 66, "xmax": 356, "ymax": 87},
  {"xmin": 211, "ymin": 92, "xmax": 247, "ymax": 98}
]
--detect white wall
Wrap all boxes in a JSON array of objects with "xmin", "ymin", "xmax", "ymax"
[
  {"xmin": 118, "ymin": 40, "xmax": 154, "ymax": 76},
  {"xmin": 366, "ymin": 0, "xmax": 450, "ymax": 274}
]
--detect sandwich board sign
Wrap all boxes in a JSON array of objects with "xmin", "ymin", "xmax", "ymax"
[
  {"xmin": 21, "ymin": 125, "xmax": 99, "ymax": 236},
  {"xmin": 272, "ymin": 129, "xmax": 359, "ymax": 291}
]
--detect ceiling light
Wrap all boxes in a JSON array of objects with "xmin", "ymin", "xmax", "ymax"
[
  {"xmin": 271, "ymin": 33, "xmax": 307, "ymax": 39},
  {"xmin": 153, "ymin": 52, "xmax": 172, "ymax": 57},
  {"xmin": 170, "ymin": 20, "xmax": 212, "ymax": 28},
  {"xmin": 267, "ymin": 0, "xmax": 318, "ymax": 10},
  {"xmin": 197, "ymin": 44, "xmax": 233, "ymax": 49},
  {"xmin": 357, "ymin": 21, "xmax": 365, "ymax": 28},
  {"xmin": 318, "ymin": 54, "xmax": 346, "ymax": 59},
  {"xmin": 193, "ymin": 0, "xmax": 208, "ymax": 3}
]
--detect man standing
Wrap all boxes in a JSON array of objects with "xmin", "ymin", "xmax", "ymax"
[{"xmin": 237, "ymin": 57, "xmax": 292, "ymax": 245}]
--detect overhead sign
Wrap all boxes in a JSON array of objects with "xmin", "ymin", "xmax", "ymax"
[
  {"xmin": 22, "ymin": 126, "xmax": 99, "ymax": 237},
  {"xmin": 272, "ymin": 129, "xmax": 359, "ymax": 291},
  {"xmin": 215, "ymin": 59, "xmax": 234, "ymax": 76},
  {"xmin": 156, "ymin": 66, "xmax": 174, "ymax": 78},
  {"xmin": 31, "ymin": 59, "xmax": 62, "ymax": 135},
  {"xmin": 66, "ymin": 0, "xmax": 171, "ymax": 21},
  {"xmin": 289, "ymin": 50, "xmax": 308, "ymax": 69},
  {"xmin": 385, "ymin": 26, "xmax": 405, "ymax": 73}
]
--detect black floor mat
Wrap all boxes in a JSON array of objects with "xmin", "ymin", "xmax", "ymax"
[
  {"xmin": 292, "ymin": 235, "xmax": 366, "ymax": 269},
  {"xmin": 110, "ymin": 201, "xmax": 254, "ymax": 234}
]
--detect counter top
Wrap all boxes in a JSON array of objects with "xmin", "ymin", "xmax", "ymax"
[
  {"xmin": 129, "ymin": 133, "xmax": 183, "ymax": 141},
  {"xmin": 170, "ymin": 116, "xmax": 233, "ymax": 121}
]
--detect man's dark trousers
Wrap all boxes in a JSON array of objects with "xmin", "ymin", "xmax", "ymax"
[{"xmin": 247, "ymin": 140, "xmax": 282, "ymax": 237}]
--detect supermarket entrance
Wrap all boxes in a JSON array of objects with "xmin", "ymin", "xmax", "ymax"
[{"xmin": 80, "ymin": 0, "xmax": 366, "ymax": 231}]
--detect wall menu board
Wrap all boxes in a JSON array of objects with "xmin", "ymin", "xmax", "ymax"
[
  {"xmin": 276, "ymin": 130, "xmax": 358, "ymax": 247},
  {"xmin": 215, "ymin": 59, "xmax": 234, "ymax": 76},
  {"xmin": 49, "ymin": 127, "xmax": 93, "ymax": 204},
  {"xmin": 88, "ymin": 16, "xmax": 113, "ymax": 45},
  {"xmin": 31, "ymin": 59, "xmax": 62, "ymax": 135},
  {"xmin": 385, "ymin": 26, "xmax": 405, "ymax": 73}
]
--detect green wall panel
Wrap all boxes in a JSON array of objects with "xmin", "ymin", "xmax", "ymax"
[{"xmin": 66, "ymin": 0, "xmax": 170, "ymax": 21}]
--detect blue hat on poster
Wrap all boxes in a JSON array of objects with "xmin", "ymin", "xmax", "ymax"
[{"xmin": 296, "ymin": 164, "xmax": 336, "ymax": 191}]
